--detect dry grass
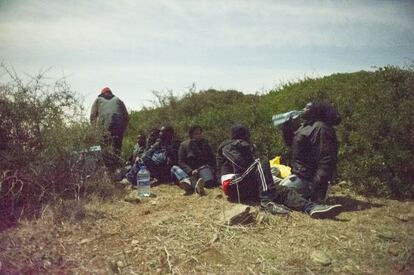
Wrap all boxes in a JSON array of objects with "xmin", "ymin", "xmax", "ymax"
[{"xmin": 0, "ymin": 184, "xmax": 413, "ymax": 274}]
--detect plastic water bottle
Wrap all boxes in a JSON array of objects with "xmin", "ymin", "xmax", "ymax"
[
  {"xmin": 137, "ymin": 165, "xmax": 151, "ymax": 197},
  {"xmin": 272, "ymin": 110, "xmax": 303, "ymax": 127}
]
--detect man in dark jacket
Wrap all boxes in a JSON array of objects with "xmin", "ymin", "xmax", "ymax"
[
  {"xmin": 281, "ymin": 101, "xmax": 341, "ymax": 201},
  {"xmin": 128, "ymin": 133, "xmax": 146, "ymax": 164},
  {"xmin": 145, "ymin": 128, "xmax": 160, "ymax": 152},
  {"xmin": 171, "ymin": 125, "xmax": 216, "ymax": 195},
  {"xmin": 90, "ymin": 87, "xmax": 128, "ymax": 171},
  {"xmin": 217, "ymin": 124, "xmax": 342, "ymax": 219}
]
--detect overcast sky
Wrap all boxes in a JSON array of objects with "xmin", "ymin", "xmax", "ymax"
[{"xmin": 1, "ymin": 0, "xmax": 413, "ymax": 111}]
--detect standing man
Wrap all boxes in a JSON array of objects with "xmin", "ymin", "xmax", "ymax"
[
  {"xmin": 281, "ymin": 101, "xmax": 341, "ymax": 202},
  {"xmin": 90, "ymin": 87, "xmax": 129, "ymax": 172}
]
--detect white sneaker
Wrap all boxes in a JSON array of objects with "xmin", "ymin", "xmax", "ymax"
[{"xmin": 178, "ymin": 179, "xmax": 192, "ymax": 195}]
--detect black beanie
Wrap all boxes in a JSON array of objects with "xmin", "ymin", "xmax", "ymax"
[{"xmin": 231, "ymin": 124, "xmax": 250, "ymax": 140}]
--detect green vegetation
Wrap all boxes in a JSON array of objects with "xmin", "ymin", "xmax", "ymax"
[
  {"xmin": 1, "ymin": 64, "xmax": 412, "ymax": 228},
  {"xmin": 125, "ymin": 65, "xmax": 414, "ymax": 198},
  {"xmin": 0, "ymin": 65, "xmax": 110, "ymax": 228}
]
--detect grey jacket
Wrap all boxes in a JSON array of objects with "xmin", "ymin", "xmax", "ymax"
[{"xmin": 90, "ymin": 93, "xmax": 128, "ymax": 131}]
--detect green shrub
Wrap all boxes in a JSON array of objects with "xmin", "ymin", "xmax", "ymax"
[{"xmin": 0, "ymin": 65, "xmax": 109, "ymax": 227}]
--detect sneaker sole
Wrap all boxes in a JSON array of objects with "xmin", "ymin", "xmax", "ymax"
[
  {"xmin": 310, "ymin": 204, "xmax": 342, "ymax": 219},
  {"xmin": 178, "ymin": 181, "xmax": 192, "ymax": 192}
]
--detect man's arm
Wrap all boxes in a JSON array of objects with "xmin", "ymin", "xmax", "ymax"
[
  {"xmin": 178, "ymin": 141, "xmax": 193, "ymax": 174},
  {"xmin": 90, "ymin": 99, "xmax": 99, "ymax": 124},
  {"xmin": 312, "ymin": 125, "xmax": 338, "ymax": 186}
]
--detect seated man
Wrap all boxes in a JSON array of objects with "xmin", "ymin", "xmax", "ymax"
[
  {"xmin": 281, "ymin": 101, "xmax": 341, "ymax": 201},
  {"xmin": 128, "ymin": 132, "xmax": 146, "ymax": 164},
  {"xmin": 217, "ymin": 124, "xmax": 342, "ymax": 219},
  {"xmin": 127, "ymin": 125, "xmax": 180, "ymax": 183},
  {"xmin": 171, "ymin": 125, "xmax": 216, "ymax": 195},
  {"xmin": 145, "ymin": 127, "xmax": 160, "ymax": 152}
]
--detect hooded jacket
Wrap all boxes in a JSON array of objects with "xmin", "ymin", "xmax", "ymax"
[
  {"xmin": 217, "ymin": 124, "xmax": 255, "ymax": 176},
  {"xmin": 283, "ymin": 102, "xmax": 340, "ymax": 186}
]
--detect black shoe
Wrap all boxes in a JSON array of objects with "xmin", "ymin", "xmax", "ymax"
[
  {"xmin": 195, "ymin": 178, "xmax": 206, "ymax": 196},
  {"xmin": 260, "ymin": 201, "xmax": 290, "ymax": 215},
  {"xmin": 308, "ymin": 204, "xmax": 342, "ymax": 219}
]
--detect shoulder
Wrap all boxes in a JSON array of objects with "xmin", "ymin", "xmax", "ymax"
[
  {"xmin": 179, "ymin": 139, "xmax": 191, "ymax": 148},
  {"xmin": 93, "ymin": 97, "xmax": 103, "ymax": 104},
  {"xmin": 218, "ymin": 139, "xmax": 232, "ymax": 149}
]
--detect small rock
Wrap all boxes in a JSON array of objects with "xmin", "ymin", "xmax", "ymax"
[
  {"xmin": 78, "ymin": 238, "xmax": 93, "ymax": 245},
  {"xmin": 310, "ymin": 251, "xmax": 332, "ymax": 266},
  {"xmin": 221, "ymin": 205, "xmax": 257, "ymax": 226},
  {"xmin": 131, "ymin": 240, "xmax": 139, "ymax": 246},
  {"xmin": 256, "ymin": 213, "xmax": 269, "ymax": 225},
  {"xmin": 398, "ymin": 213, "xmax": 414, "ymax": 222},
  {"xmin": 124, "ymin": 192, "xmax": 141, "ymax": 204},
  {"xmin": 116, "ymin": 260, "xmax": 124, "ymax": 268},
  {"xmin": 43, "ymin": 260, "xmax": 52, "ymax": 268},
  {"xmin": 388, "ymin": 243, "xmax": 400, "ymax": 256},
  {"xmin": 211, "ymin": 233, "xmax": 220, "ymax": 243}
]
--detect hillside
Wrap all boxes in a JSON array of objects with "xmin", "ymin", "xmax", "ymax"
[
  {"xmin": 124, "ymin": 66, "xmax": 414, "ymax": 198},
  {"xmin": 1, "ymin": 65, "xmax": 413, "ymax": 274},
  {"xmin": 1, "ymin": 183, "xmax": 413, "ymax": 274}
]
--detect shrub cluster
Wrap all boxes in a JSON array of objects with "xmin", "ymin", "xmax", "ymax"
[
  {"xmin": 125, "ymin": 65, "xmax": 414, "ymax": 198},
  {"xmin": 0, "ymin": 65, "xmax": 107, "ymax": 228}
]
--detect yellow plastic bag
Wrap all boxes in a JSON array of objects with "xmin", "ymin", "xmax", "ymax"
[{"xmin": 269, "ymin": 156, "xmax": 291, "ymax": 178}]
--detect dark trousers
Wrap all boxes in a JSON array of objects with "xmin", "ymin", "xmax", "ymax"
[
  {"xmin": 102, "ymin": 128, "xmax": 124, "ymax": 172},
  {"xmin": 228, "ymin": 158, "xmax": 311, "ymax": 211}
]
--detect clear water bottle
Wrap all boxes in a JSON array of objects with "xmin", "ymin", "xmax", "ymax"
[
  {"xmin": 137, "ymin": 165, "xmax": 151, "ymax": 197},
  {"xmin": 272, "ymin": 110, "xmax": 303, "ymax": 127}
]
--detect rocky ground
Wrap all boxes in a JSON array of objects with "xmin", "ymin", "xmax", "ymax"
[{"xmin": 0, "ymin": 183, "xmax": 413, "ymax": 274}]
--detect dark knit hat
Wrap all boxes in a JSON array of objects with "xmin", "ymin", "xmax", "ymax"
[{"xmin": 231, "ymin": 124, "xmax": 250, "ymax": 140}]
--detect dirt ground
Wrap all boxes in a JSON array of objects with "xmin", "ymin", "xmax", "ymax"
[{"xmin": 0, "ymin": 183, "xmax": 413, "ymax": 274}]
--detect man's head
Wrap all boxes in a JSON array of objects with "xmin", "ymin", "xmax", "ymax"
[
  {"xmin": 231, "ymin": 124, "xmax": 250, "ymax": 141},
  {"xmin": 188, "ymin": 125, "xmax": 203, "ymax": 140},
  {"xmin": 302, "ymin": 101, "xmax": 341, "ymax": 126},
  {"xmin": 101, "ymin": 87, "xmax": 112, "ymax": 95},
  {"xmin": 159, "ymin": 125, "xmax": 175, "ymax": 142},
  {"xmin": 136, "ymin": 133, "xmax": 146, "ymax": 146},
  {"xmin": 148, "ymin": 128, "xmax": 160, "ymax": 140}
]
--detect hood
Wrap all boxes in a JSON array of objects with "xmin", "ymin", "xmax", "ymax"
[
  {"xmin": 231, "ymin": 124, "xmax": 250, "ymax": 141},
  {"xmin": 98, "ymin": 93, "xmax": 115, "ymax": 100}
]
